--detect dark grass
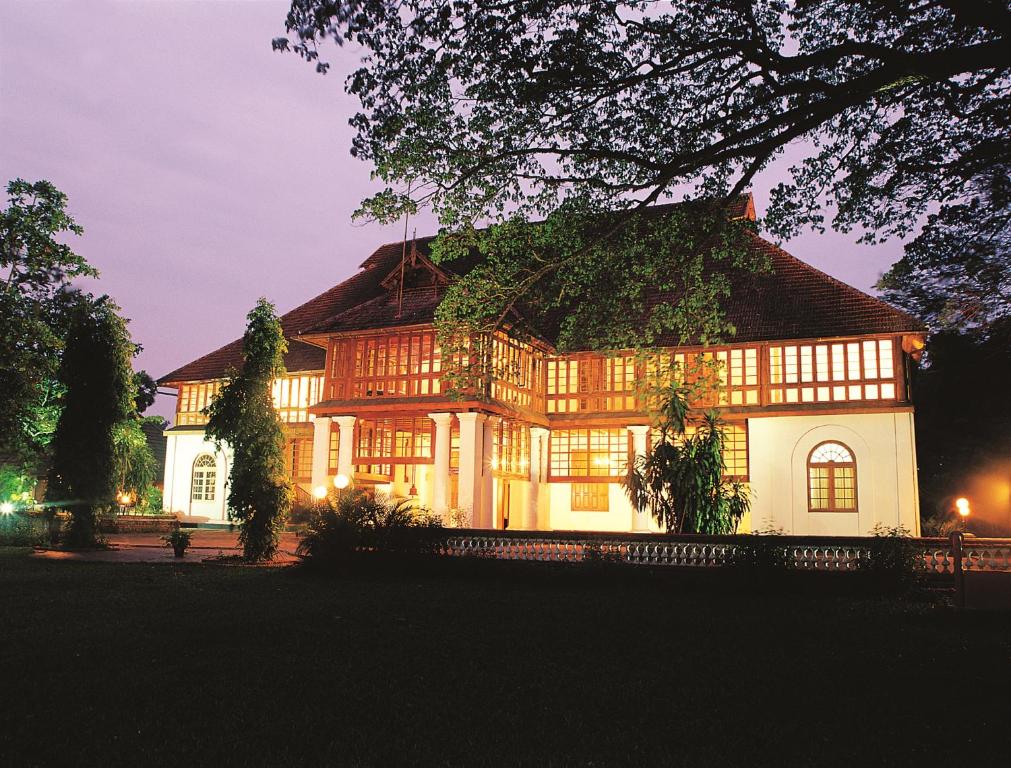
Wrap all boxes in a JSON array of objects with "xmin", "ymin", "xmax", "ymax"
[{"xmin": 1, "ymin": 549, "xmax": 1008, "ymax": 767}]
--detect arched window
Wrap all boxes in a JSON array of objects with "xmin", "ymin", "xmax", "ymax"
[
  {"xmin": 808, "ymin": 442, "xmax": 857, "ymax": 512},
  {"xmin": 191, "ymin": 454, "xmax": 217, "ymax": 502}
]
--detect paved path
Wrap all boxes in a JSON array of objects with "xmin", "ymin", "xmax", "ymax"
[{"xmin": 32, "ymin": 530, "xmax": 301, "ymax": 565}]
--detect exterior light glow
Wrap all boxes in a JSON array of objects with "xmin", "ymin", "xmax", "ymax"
[
  {"xmin": 117, "ymin": 492, "xmax": 133, "ymax": 506},
  {"xmin": 333, "ymin": 474, "xmax": 350, "ymax": 490},
  {"xmin": 955, "ymin": 497, "xmax": 971, "ymax": 518},
  {"xmin": 0, "ymin": 502, "xmax": 13, "ymax": 515},
  {"xmin": 489, "ymin": 458, "xmax": 498, "ymax": 470},
  {"xmin": 312, "ymin": 485, "xmax": 328, "ymax": 500}
]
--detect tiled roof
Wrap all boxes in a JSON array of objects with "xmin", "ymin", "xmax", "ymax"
[{"xmin": 159, "ymin": 195, "xmax": 923, "ymax": 385}]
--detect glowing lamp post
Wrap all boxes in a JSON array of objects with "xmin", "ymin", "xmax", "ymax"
[
  {"xmin": 333, "ymin": 473, "xmax": 350, "ymax": 500},
  {"xmin": 117, "ymin": 491, "xmax": 135, "ymax": 515},
  {"xmin": 312, "ymin": 485, "xmax": 328, "ymax": 501},
  {"xmin": 955, "ymin": 497, "xmax": 970, "ymax": 531}
]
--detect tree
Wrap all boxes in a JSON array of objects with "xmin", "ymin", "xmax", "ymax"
[
  {"xmin": 623, "ymin": 386, "xmax": 750, "ymax": 534},
  {"xmin": 205, "ymin": 299, "xmax": 292, "ymax": 561},
  {"xmin": 1, "ymin": 179, "xmax": 95, "ymax": 467},
  {"xmin": 133, "ymin": 370, "xmax": 158, "ymax": 415},
  {"xmin": 275, "ymin": 1, "xmax": 1011, "ymax": 345},
  {"xmin": 112, "ymin": 419, "xmax": 157, "ymax": 504},
  {"xmin": 878, "ymin": 165, "xmax": 1010, "ymax": 336},
  {"xmin": 45, "ymin": 298, "xmax": 136, "ymax": 546}
]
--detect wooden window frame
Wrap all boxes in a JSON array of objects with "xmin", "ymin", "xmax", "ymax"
[
  {"xmin": 807, "ymin": 441, "xmax": 858, "ymax": 513},
  {"xmin": 571, "ymin": 482, "xmax": 610, "ymax": 512},
  {"xmin": 191, "ymin": 454, "xmax": 217, "ymax": 502},
  {"xmin": 327, "ymin": 331, "xmax": 442, "ymax": 401},
  {"xmin": 548, "ymin": 428, "xmax": 629, "ymax": 482}
]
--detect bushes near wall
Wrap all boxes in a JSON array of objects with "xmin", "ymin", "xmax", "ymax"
[{"xmin": 296, "ymin": 490, "xmax": 443, "ymax": 568}]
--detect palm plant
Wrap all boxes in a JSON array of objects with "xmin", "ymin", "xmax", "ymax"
[{"xmin": 623, "ymin": 386, "xmax": 750, "ymax": 534}]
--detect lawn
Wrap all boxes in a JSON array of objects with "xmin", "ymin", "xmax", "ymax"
[{"xmin": 0, "ymin": 549, "xmax": 1008, "ymax": 767}]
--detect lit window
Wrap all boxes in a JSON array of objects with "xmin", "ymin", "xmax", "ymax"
[
  {"xmin": 549, "ymin": 429, "xmax": 628, "ymax": 479},
  {"xmin": 191, "ymin": 454, "xmax": 217, "ymax": 502},
  {"xmin": 808, "ymin": 442, "xmax": 857, "ymax": 512}
]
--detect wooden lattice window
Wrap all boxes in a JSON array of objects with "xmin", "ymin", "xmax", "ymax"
[
  {"xmin": 769, "ymin": 339, "xmax": 897, "ymax": 404},
  {"xmin": 328, "ymin": 424, "xmax": 340, "ymax": 473},
  {"xmin": 328, "ymin": 331, "xmax": 442, "ymax": 400},
  {"xmin": 808, "ymin": 442, "xmax": 857, "ymax": 512},
  {"xmin": 190, "ymin": 454, "xmax": 217, "ymax": 501},
  {"xmin": 287, "ymin": 439, "xmax": 313, "ymax": 483},
  {"xmin": 491, "ymin": 419, "xmax": 530, "ymax": 478},
  {"xmin": 355, "ymin": 417, "xmax": 433, "ymax": 463},
  {"xmin": 546, "ymin": 355, "xmax": 636, "ymax": 413},
  {"xmin": 571, "ymin": 483, "xmax": 610, "ymax": 511},
  {"xmin": 177, "ymin": 381, "xmax": 222, "ymax": 426},
  {"xmin": 549, "ymin": 429, "xmax": 628, "ymax": 481}
]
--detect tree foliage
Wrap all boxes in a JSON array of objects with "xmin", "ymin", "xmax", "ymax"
[
  {"xmin": 1, "ymin": 179, "xmax": 95, "ymax": 467},
  {"xmin": 623, "ymin": 386, "xmax": 750, "ymax": 534},
  {"xmin": 276, "ymin": 1, "xmax": 1010, "ymax": 346},
  {"xmin": 45, "ymin": 298, "xmax": 136, "ymax": 546},
  {"xmin": 112, "ymin": 418, "xmax": 157, "ymax": 502},
  {"xmin": 205, "ymin": 299, "xmax": 293, "ymax": 561},
  {"xmin": 878, "ymin": 165, "xmax": 1010, "ymax": 336}
]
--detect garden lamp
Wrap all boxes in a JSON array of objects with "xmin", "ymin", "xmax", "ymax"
[
  {"xmin": 334, "ymin": 474, "xmax": 350, "ymax": 490},
  {"xmin": 0, "ymin": 501, "xmax": 14, "ymax": 515},
  {"xmin": 312, "ymin": 485, "xmax": 327, "ymax": 501}
]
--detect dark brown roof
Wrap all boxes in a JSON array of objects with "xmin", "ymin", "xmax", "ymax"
[{"xmin": 160, "ymin": 195, "xmax": 923, "ymax": 385}]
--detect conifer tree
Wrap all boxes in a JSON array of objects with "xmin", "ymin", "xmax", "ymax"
[
  {"xmin": 205, "ymin": 298, "xmax": 292, "ymax": 561},
  {"xmin": 45, "ymin": 297, "xmax": 135, "ymax": 546}
]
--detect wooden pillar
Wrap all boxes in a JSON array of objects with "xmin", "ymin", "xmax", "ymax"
[{"xmin": 428, "ymin": 412, "xmax": 453, "ymax": 518}]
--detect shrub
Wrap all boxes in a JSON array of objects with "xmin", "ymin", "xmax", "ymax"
[
  {"xmin": 296, "ymin": 490, "xmax": 444, "ymax": 566},
  {"xmin": 142, "ymin": 486, "xmax": 164, "ymax": 515},
  {"xmin": 861, "ymin": 524, "xmax": 921, "ymax": 589},
  {"xmin": 0, "ymin": 513, "xmax": 47, "ymax": 547}
]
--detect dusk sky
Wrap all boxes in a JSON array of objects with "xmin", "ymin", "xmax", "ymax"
[{"xmin": 2, "ymin": 0, "xmax": 908, "ymax": 423}]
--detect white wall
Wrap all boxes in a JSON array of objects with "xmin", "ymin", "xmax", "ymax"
[
  {"xmin": 546, "ymin": 482, "xmax": 662, "ymax": 532},
  {"xmin": 162, "ymin": 429, "xmax": 233, "ymax": 523},
  {"xmin": 747, "ymin": 411, "xmax": 919, "ymax": 536}
]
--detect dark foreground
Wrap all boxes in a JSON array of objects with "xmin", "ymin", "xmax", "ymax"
[{"xmin": 1, "ymin": 549, "xmax": 1008, "ymax": 767}]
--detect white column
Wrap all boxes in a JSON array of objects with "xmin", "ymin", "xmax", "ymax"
[
  {"xmin": 627, "ymin": 425, "xmax": 652, "ymax": 532},
  {"xmin": 526, "ymin": 426, "xmax": 549, "ymax": 530},
  {"xmin": 163, "ymin": 432, "xmax": 177, "ymax": 513},
  {"xmin": 310, "ymin": 416, "xmax": 332, "ymax": 491},
  {"xmin": 428, "ymin": 412, "xmax": 453, "ymax": 517},
  {"xmin": 333, "ymin": 415, "xmax": 357, "ymax": 483},
  {"xmin": 456, "ymin": 412, "xmax": 486, "ymax": 527},
  {"xmin": 482, "ymin": 416, "xmax": 497, "ymax": 528}
]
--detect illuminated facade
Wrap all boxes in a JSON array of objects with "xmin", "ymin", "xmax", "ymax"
[{"xmin": 159, "ymin": 195, "xmax": 925, "ymax": 535}]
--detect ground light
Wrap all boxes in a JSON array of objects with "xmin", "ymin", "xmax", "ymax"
[
  {"xmin": 312, "ymin": 485, "xmax": 327, "ymax": 500},
  {"xmin": 0, "ymin": 501, "xmax": 14, "ymax": 515}
]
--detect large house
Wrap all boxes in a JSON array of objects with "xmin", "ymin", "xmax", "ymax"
[{"xmin": 159, "ymin": 196, "xmax": 925, "ymax": 536}]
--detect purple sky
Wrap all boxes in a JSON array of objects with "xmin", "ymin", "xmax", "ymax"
[{"xmin": 1, "ymin": 0, "xmax": 907, "ymax": 424}]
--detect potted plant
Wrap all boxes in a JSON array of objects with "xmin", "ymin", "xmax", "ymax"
[{"xmin": 162, "ymin": 529, "xmax": 193, "ymax": 558}]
